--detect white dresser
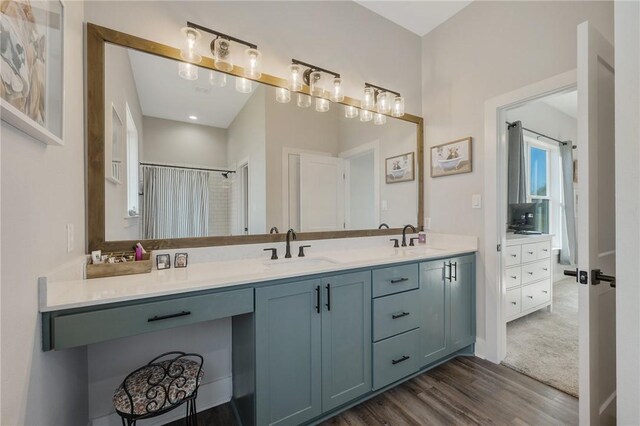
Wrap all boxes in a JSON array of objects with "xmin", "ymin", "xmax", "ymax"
[{"xmin": 504, "ymin": 234, "xmax": 553, "ymax": 322}]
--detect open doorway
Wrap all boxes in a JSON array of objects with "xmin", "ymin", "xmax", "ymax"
[{"xmin": 501, "ymin": 89, "xmax": 579, "ymax": 397}]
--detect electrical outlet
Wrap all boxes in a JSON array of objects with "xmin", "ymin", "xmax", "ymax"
[
  {"xmin": 66, "ymin": 223, "xmax": 74, "ymax": 253},
  {"xmin": 425, "ymin": 217, "xmax": 431, "ymax": 230}
]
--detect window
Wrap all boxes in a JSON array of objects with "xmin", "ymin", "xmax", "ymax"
[{"xmin": 125, "ymin": 104, "xmax": 139, "ymax": 217}]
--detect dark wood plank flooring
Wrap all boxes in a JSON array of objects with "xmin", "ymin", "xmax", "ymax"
[{"xmin": 166, "ymin": 356, "xmax": 578, "ymax": 426}]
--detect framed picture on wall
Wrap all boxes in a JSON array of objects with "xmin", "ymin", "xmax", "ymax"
[
  {"xmin": 0, "ymin": 0, "xmax": 65, "ymax": 146},
  {"xmin": 385, "ymin": 152, "xmax": 415, "ymax": 184},
  {"xmin": 430, "ymin": 137, "xmax": 473, "ymax": 177}
]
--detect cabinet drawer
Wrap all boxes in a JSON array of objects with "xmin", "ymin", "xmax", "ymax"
[
  {"xmin": 52, "ymin": 288, "xmax": 254, "ymax": 350},
  {"xmin": 373, "ymin": 290, "xmax": 421, "ymax": 341},
  {"xmin": 521, "ymin": 243, "xmax": 538, "ymax": 263},
  {"xmin": 521, "ymin": 259, "xmax": 551, "ymax": 284},
  {"xmin": 505, "ymin": 287, "xmax": 521, "ymax": 318},
  {"xmin": 522, "ymin": 280, "xmax": 551, "ymax": 311},
  {"xmin": 372, "ymin": 264, "xmax": 419, "ymax": 298},
  {"xmin": 535, "ymin": 241, "xmax": 551, "ymax": 259},
  {"xmin": 504, "ymin": 246, "xmax": 521, "ymax": 267},
  {"xmin": 373, "ymin": 328, "xmax": 420, "ymax": 390},
  {"xmin": 505, "ymin": 267, "xmax": 522, "ymax": 289}
]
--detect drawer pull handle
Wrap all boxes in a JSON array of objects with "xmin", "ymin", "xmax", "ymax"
[
  {"xmin": 543, "ymin": 249, "xmax": 548, "ymax": 252},
  {"xmin": 542, "ymin": 290, "xmax": 548, "ymax": 294},
  {"xmin": 148, "ymin": 311, "xmax": 191, "ymax": 322},
  {"xmin": 528, "ymin": 272, "xmax": 533, "ymax": 275},
  {"xmin": 511, "ymin": 301, "xmax": 517, "ymax": 305},
  {"xmin": 526, "ymin": 295, "xmax": 533, "ymax": 299},
  {"xmin": 390, "ymin": 277, "xmax": 409, "ymax": 284},
  {"xmin": 528, "ymin": 251, "xmax": 534, "ymax": 254},
  {"xmin": 510, "ymin": 275, "xmax": 517, "ymax": 279},
  {"xmin": 392, "ymin": 312, "xmax": 410, "ymax": 319},
  {"xmin": 392, "ymin": 355, "xmax": 410, "ymax": 365},
  {"xmin": 510, "ymin": 254, "xmax": 517, "ymax": 258},
  {"xmin": 543, "ymin": 268, "xmax": 548, "ymax": 271}
]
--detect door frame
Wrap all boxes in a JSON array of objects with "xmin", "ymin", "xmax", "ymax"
[
  {"xmin": 483, "ymin": 69, "xmax": 577, "ymax": 363},
  {"xmin": 339, "ymin": 141, "xmax": 380, "ymax": 229},
  {"xmin": 237, "ymin": 158, "xmax": 250, "ymax": 235}
]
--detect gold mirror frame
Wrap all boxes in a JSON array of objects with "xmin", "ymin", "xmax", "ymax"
[{"xmin": 87, "ymin": 23, "xmax": 424, "ymax": 252}]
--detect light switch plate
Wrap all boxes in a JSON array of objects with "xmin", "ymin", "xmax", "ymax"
[{"xmin": 472, "ymin": 194, "xmax": 482, "ymax": 209}]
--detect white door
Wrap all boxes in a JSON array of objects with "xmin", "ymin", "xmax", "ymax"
[
  {"xmin": 299, "ymin": 154, "xmax": 344, "ymax": 232},
  {"xmin": 576, "ymin": 21, "xmax": 616, "ymax": 426}
]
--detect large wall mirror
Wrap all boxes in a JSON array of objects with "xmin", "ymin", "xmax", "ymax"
[{"xmin": 88, "ymin": 24, "xmax": 424, "ymax": 251}]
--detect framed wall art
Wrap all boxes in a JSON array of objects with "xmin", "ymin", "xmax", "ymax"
[
  {"xmin": 385, "ymin": 152, "xmax": 415, "ymax": 184},
  {"xmin": 430, "ymin": 137, "xmax": 472, "ymax": 177}
]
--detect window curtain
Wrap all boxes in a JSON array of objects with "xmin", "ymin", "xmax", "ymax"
[
  {"xmin": 142, "ymin": 166, "xmax": 209, "ymax": 239},
  {"xmin": 507, "ymin": 121, "xmax": 528, "ymax": 205},
  {"xmin": 559, "ymin": 144, "xmax": 577, "ymax": 265}
]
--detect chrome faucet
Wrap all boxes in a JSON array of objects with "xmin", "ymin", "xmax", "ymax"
[
  {"xmin": 270, "ymin": 226, "xmax": 279, "ymax": 234},
  {"xmin": 401, "ymin": 224, "xmax": 417, "ymax": 247},
  {"xmin": 285, "ymin": 229, "xmax": 297, "ymax": 258}
]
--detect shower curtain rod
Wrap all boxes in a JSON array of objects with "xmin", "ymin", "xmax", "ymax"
[
  {"xmin": 140, "ymin": 162, "xmax": 236, "ymax": 174},
  {"xmin": 506, "ymin": 121, "xmax": 576, "ymax": 148}
]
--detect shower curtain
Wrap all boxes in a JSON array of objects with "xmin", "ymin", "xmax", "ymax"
[
  {"xmin": 507, "ymin": 121, "xmax": 528, "ymax": 205},
  {"xmin": 142, "ymin": 165, "xmax": 209, "ymax": 239},
  {"xmin": 560, "ymin": 143, "xmax": 577, "ymax": 265}
]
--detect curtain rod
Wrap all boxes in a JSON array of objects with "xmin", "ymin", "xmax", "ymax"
[
  {"xmin": 140, "ymin": 162, "xmax": 236, "ymax": 174},
  {"xmin": 506, "ymin": 121, "xmax": 575, "ymax": 148}
]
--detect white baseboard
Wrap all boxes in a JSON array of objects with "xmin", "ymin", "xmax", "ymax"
[
  {"xmin": 90, "ymin": 376, "xmax": 232, "ymax": 426},
  {"xmin": 474, "ymin": 337, "xmax": 487, "ymax": 360}
]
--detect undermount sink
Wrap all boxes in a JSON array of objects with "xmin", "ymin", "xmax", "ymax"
[
  {"xmin": 400, "ymin": 247, "xmax": 447, "ymax": 256},
  {"xmin": 264, "ymin": 257, "xmax": 340, "ymax": 270}
]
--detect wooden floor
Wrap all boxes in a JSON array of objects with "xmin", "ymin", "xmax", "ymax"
[{"xmin": 166, "ymin": 356, "xmax": 578, "ymax": 426}]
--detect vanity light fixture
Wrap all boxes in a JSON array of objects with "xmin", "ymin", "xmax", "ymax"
[
  {"xmin": 288, "ymin": 64, "xmax": 304, "ymax": 92},
  {"xmin": 330, "ymin": 77, "xmax": 344, "ymax": 102},
  {"xmin": 276, "ymin": 87, "xmax": 291, "ymax": 103},
  {"xmin": 345, "ymin": 105, "xmax": 359, "ymax": 118},
  {"xmin": 360, "ymin": 109, "xmax": 373, "ymax": 122},
  {"xmin": 287, "ymin": 59, "xmax": 342, "ymax": 109},
  {"xmin": 315, "ymin": 97, "xmax": 330, "ymax": 113},
  {"xmin": 180, "ymin": 26, "xmax": 202, "ymax": 63},
  {"xmin": 178, "ymin": 62, "xmax": 198, "ymax": 81},
  {"xmin": 209, "ymin": 70, "xmax": 227, "ymax": 87},
  {"xmin": 364, "ymin": 82, "xmax": 405, "ymax": 117},
  {"xmin": 297, "ymin": 93, "xmax": 311, "ymax": 108},
  {"xmin": 235, "ymin": 77, "xmax": 252, "ymax": 93},
  {"xmin": 373, "ymin": 113, "xmax": 386, "ymax": 125}
]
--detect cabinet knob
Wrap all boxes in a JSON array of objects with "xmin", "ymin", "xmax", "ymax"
[
  {"xmin": 510, "ymin": 275, "xmax": 517, "ymax": 279},
  {"xmin": 528, "ymin": 251, "xmax": 534, "ymax": 255},
  {"xmin": 511, "ymin": 254, "xmax": 517, "ymax": 258},
  {"xmin": 511, "ymin": 301, "xmax": 517, "ymax": 305},
  {"xmin": 542, "ymin": 290, "xmax": 548, "ymax": 294},
  {"xmin": 528, "ymin": 272, "xmax": 533, "ymax": 275},
  {"xmin": 527, "ymin": 295, "xmax": 533, "ymax": 299},
  {"xmin": 543, "ymin": 249, "xmax": 548, "ymax": 252}
]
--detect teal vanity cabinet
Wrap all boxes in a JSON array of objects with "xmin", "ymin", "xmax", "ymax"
[
  {"xmin": 254, "ymin": 271, "xmax": 371, "ymax": 426},
  {"xmin": 419, "ymin": 254, "xmax": 476, "ymax": 367}
]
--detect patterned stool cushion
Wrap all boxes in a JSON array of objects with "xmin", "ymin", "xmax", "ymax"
[{"xmin": 113, "ymin": 358, "xmax": 203, "ymax": 417}]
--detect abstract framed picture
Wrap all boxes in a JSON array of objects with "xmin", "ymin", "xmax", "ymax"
[
  {"xmin": 385, "ymin": 152, "xmax": 415, "ymax": 184},
  {"xmin": 430, "ymin": 137, "xmax": 473, "ymax": 177},
  {"xmin": 1, "ymin": 0, "xmax": 64, "ymax": 146}
]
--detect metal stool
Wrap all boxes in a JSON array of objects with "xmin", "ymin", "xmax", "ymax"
[{"xmin": 113, "ymin": 351, "xmax": 203, "ymax": 426}]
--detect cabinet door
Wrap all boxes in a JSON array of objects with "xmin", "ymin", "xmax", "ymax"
[
  {"xmin": 321, "ymin": 271, "xmax": 372, "ymax": 411},
  {"xmin": 256, "ymin": 279, "xmax": 322, "ymax": 426},
  {"xmin": 419, "ymin": 260, "xmax": 449, "ymax": 367},
  {"xmin": 448, "ymin": 254, "xmax": 476, "ymax": 351}
]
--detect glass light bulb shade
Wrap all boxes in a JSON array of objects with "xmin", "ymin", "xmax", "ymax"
[
  {"xmin": 309, "ymin": 71, "xmax": 324, "ymax": 97},
  {"xmin": 344, "ymin": 105, "xmax": 359, "ymax": 118},
  {"xmin": 392, "ymin": 96, "xmax": 405, "ymax": 117},
  {"xmin": 330, "ymin": 77, "xmax": 344, "ymax": 102},
  {"xmin": 178, "ymin": 62, "xmax": 198, "ymax": 81},
  {"xmin": 244, "ymin": 48, "xmax": 262, "ymax": 79},
  {"xmin": 276, "ymin": 87, "xmax": 291, "ymax": 103},
  {"xmin": 359, "ymin": 109, "xmax": 373, "ymax": 122},
  {"xmin": 235, "ymin": 77, "xmax": 252, "ymax": 93},
  {"xmin": 373, "ymin": 113, "xmax": 387, "ymax": 125},
  {"xmin": 209, "ymin": 70, "xmax": 227, "ymax": 87},
  {"xmin": 180, "ymin": 27, "xmax": 202, "ymax": 63},
  {"xmin": 377, "ymin": 91, "xmax": 391, "ymax": 114},
  {"xmin": 297, "ymin": 93, "xmax": 311, "ymax": 108},
  {"xmin": 288, "ymin": 64, "xmax": 303, "ymax": 92},
  {"xmin": 362, "ymin": 87, "xmax": 375, "ymax": 110},
  {"xmin": 213, "ymin": 38, "xmax": 233, "ymax": 72},
  {"xmin": 315, "ymin": 97, "xmax": 330, "ymax": 113}
]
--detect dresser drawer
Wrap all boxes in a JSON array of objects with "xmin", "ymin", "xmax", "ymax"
[
  {"xmin": 505, "ymin": 267, "xmax": 522, "ymax": 289},
  {"xmin": 521, "ymin": 280, "xmax": 551, "ymax": 311},
  {"xmin": 52, "ymin": 288, "xmax": 254, "ymax": 350},
  {"xmin": 535, "ymin": 241, "xmax": 551, "ymax": 259},
  {"xmin": 504, "ymin": 246, "xmax": 521, "ymax": 267},
  {"xmin": 372, "ymin": 264, "xmax": 419, "ymax": 298},
  {"xmin": 505, "ymin": 287, "xmax": 521, "ymax": 318},
  {"xmin": 373, "ymin": 290, "xmax": 421, "ymax": 341},
  {"xmin": 521, "ymin": 259, "xmax": 551, "ymax": 284},
  {"xmin": 521, "ymin": 243, "xmax": 538, "ymax": 263},
  {"xmin": 373, "ymin": 328, "xmax": 420, "ymax": 390}
]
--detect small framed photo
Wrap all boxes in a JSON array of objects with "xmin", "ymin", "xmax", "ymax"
[
  {"xmin": 175, "ymin": 253, "xmax": 188, "ymax": 268},
  {"xmin": 156, "ymin": 254, "xmax": 171, "ymax": 270},
  {"xmin": 385, "ymin": 152, "xmax": 415, "ymax": 184},
  {"xmin": 430, "ymin": 137, "xmax": 472, "ymax": 178}
]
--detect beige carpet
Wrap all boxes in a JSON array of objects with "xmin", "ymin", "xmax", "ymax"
[{"xmin": 502, "ymin": 278, "xmax": 579, "ymax": 397}]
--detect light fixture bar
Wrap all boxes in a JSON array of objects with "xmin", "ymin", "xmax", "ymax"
[
  {"xmin": 291, "ymin": 59, "xmax": 341, "ymax": 78},
  {"xmin": 186, "ymin": 21, "xmax": 257, "ymax": 49},
  {"xmin": 364, "ymin": 82, "xmax": 400, "ymax": 97}
]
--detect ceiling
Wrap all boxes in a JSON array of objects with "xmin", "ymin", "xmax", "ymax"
[
  {"xmin": 541, "ymin": 91, "xmax": 577, "ymax": 119},
  {"xmin": 128, "ymin": 50, "xmax": 253, "ymax": 129},
  {"xmin": 355, "ymin": 0, "xmax": 473, "ymax": 37}
]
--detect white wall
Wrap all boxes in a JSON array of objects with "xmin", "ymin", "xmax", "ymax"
[
  {"xmin": 0, "ymin": 2, "xmax": 88, "ymax": 425},
  {"xmin": 615, "ymin": 0, "xmax": 640, "ymax": 423},
  {"xmin": 421, "ymin": 0, "xmax": 613, "ymax": 352},
  {"xmin": 104, "ymin": 44, "xmax": 145, "ymax": 242}
]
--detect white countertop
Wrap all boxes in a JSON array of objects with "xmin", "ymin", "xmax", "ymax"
[
  {"xmin": 39, "ymin": 237, "xmax": 477, "ymax": 312},
  {"xmin": 505, "ymin": 232, "xmax": 553, "ymax": 245}
]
